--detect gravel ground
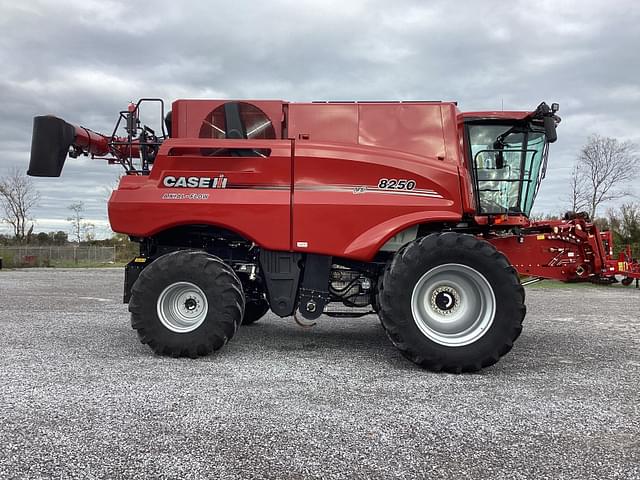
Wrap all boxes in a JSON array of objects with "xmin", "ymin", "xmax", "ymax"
[{"xmin": 0, "ymin": 268, "xmax": 639, "ymax": 479}]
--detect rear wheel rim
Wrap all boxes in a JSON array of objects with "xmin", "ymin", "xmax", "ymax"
[
  {"xmin": 157, "ymin": 281, "xmax": 208, "ymax": 333},
  {"xmin": 410, "ymin": 263, "xmax": 495, "ymax": 347}
]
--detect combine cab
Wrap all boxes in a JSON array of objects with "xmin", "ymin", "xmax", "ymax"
[{"xmin": 28, "ymin": 98, "xmax": 638, "ymax": 372}]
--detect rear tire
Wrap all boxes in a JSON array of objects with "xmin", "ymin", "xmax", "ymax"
[
  {"xmin": 242, "ymin": 299, "xmax": 270, "ymax": 325},
  {"xmin": 378, "ymin": 232, "xmax": 525, "ymax": 373},
  {"xmin": 129, "ymin": 250, "xmax": 245, "ymax": 357}
]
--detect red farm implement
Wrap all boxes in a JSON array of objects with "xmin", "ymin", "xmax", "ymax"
[{"xmin": 27, "ymin": 98, "xmax": 640, "ymax": 372}]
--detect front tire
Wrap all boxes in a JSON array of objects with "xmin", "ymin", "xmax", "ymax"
[
  {"xmin": 129, "ymin": 250, "xmax": 245, "ymax": 357},
  {"xmin": 378, "ymin": 232, "xmax": 525, "ymax": 373}
]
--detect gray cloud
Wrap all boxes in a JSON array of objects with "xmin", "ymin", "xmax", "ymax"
[{"xmin": 1, "ymin": 0, "xmax": 639, "ymax": 235}]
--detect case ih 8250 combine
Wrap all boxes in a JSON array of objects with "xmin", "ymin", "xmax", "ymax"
[{"xmin": 28, "ymin": 99, "xmax": 639, "ymax": 372}]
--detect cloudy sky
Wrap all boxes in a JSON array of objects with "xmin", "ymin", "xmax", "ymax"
[{"xmin": 1, "ymin": 0, "xmax": 639, "ymax": 237}]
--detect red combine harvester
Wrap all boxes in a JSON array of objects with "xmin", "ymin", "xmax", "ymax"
[{"xmin": 28, "ymin": 99, "xmax": 640, "ymax": 372}]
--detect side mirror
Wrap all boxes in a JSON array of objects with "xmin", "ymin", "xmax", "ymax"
[
  {"xmin": 544, "ymin": 115, "xmax": 557, "ymax": 143},
  {"xmin": 535, "ymin": 102, "xmax": 559, "ymax": 144}
]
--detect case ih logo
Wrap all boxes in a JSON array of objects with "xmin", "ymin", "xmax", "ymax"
[{"xmin": 163, "ymin": 175, "xmax": 228, "ymax": 189}]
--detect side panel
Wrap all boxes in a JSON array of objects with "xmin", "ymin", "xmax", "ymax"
[
  {"xmin": 358, "ymin": 103, "xmax": 446, "ymax": 159},
  {"xmin": 292, "ymin": 143, "xmax": 463, "ymax": 261},
  {"xmin": 288, "ymin": 103, "xmax": 358, "ymax": 143},
  {"xmin": 108, "ymin": 139, "xmax": 292, "ymax": 251},
  {"xmin": 287, "ymin": 102, "xmax": 456, "ymax": 161}
]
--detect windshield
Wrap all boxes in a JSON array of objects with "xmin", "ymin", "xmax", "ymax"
[{"xmin": 467, "ymin": 123, "xmax": 548, "ymax": 216}]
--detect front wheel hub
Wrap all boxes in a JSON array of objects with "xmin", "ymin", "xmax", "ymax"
[{"xmin": 431, "ymin": 286, "xmax": 461, "ymax": 315}]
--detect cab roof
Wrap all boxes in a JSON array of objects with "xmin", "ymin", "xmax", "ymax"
[{"xmin": 461, "ymin": 110, "xmax": 532, "ymax": 120}]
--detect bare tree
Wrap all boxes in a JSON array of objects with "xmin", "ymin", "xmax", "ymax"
[
  {"xmin": 0, "ymin": 167, "xmax": 40, "ymax": 243},
  {"xmin": 566, "ymin": 164, "xmax": 589, "ymax": 213},
  {"xmin": 576, "ymin": 134, "xmax": 639, "ymax": 219},
  {"xmin": 67, "ymin": 202, "xmax": 94, "ymax": 244}
]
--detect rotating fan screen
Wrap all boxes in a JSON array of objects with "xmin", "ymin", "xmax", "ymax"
[{"xmin": 199, "ymin": 102, "xmax": 276, "ymax": 140}]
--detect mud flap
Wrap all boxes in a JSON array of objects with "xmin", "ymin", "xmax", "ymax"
[
  {"xmin": 259, "ymin": 250, "xmax": 302, "ymax": 317},
  {"xmin": 123, "ymin": 257, "xmax": 150, "ymax": 303},
  {"xmin": 297, "ymin": 254, "xmax": 332, "ymax": 320}
]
